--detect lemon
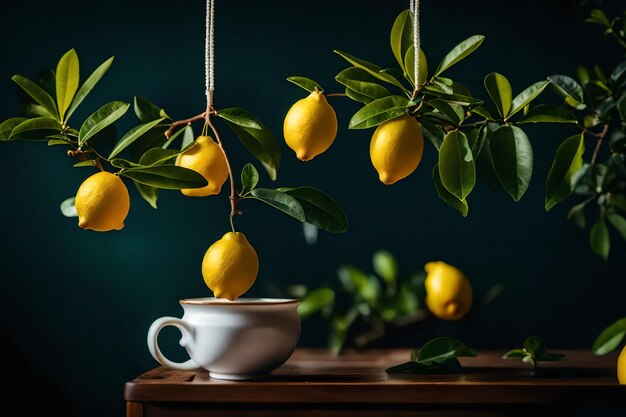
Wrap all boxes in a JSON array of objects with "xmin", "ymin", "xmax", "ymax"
[
  {"xmin": 175, "ymin": 136, "xmax": 228, "ymax": 196},
  {"xmin": 283, "ymin": 91, "xmax": 338, "ymax": 161},
  {"xmin": 618, "ymin": 345, "xmax": 626, "ymax": 384},
  {"xmin": 369, "ymin": 114, "xmax": 424, "ymax": 185},
  {"xmin": 424, "ymin": 261, "xmax": 472, "ymax": 321},
  {"xmin": 202, "ymin": 232, "xmax": 259, "ymax": 301},
  {"xmin": 75, "ymin": 171, "xmax": 130, "ymax": 232}
]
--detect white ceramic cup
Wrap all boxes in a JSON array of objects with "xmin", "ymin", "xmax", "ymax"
[{"xmin": 147, "ymin": 297, "xmax": 300, "ymax": 380}]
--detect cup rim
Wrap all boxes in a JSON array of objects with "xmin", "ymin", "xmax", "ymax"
[{"xmin": 179, "ymin": 297, "xmax": 299, "ymax": 306}]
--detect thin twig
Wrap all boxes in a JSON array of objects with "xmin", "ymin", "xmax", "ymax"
[
  {"xmin": 206, "ymin": 115, "xmax": 240, "ymax": 233},
  {"xmin": 164, "ymin": 112, "xmax": 207, "ymax": 139},
  {"xmin": 324, "ymin": 93, "xmax": 348, "ymax": 98},
  {"xmin": 591, "ymin": 124, "xmax": 610, "ymax": 165}
]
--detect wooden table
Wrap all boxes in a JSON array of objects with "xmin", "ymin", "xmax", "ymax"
[{"xmin": 125, "ymin": 349, "xmax": 626, "ymax": 416}]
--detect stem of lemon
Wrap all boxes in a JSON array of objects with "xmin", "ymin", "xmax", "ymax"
[{"xmin": 205, "ymin": 114, "xmax": 238, "ymax": 233}]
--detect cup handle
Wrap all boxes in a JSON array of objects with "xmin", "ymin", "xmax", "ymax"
[{"xmin": 147, "ymin": 316, "xmax": 199, "ymax": 371}]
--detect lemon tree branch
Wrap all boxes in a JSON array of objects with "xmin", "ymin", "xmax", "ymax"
[
  {"xmin": 165, "ymin": 112, "xmax": 207, "ymax": 139},
  {"xmin": 206, "ymin": 115, "xmax": 240, "ymax": 233}
]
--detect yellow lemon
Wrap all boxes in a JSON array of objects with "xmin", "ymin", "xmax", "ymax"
[
  {"xmin": 283, "ymin": 91, "xmax": 338, "ymax": 161},
  {"xmin": 202, "ymin": 232, "xmax": 259, "ymax": 301},
  {"xmin": 618, "ymin": 345, "xmax": 626, "ymax": 384},
  {"xmin": 175, "ymin": 136, "xmax": 228, "ymax": 196},
  {"xmin": 424, "ymin": 261, "xmax": 472, "ymax": 321},
  {"xmin": 369, "ymin": 114, "xmax": 424, "ymax": 185},
  {"xmin": 75, "ymin": 171, "xmax": 130, "ymax": 232}
]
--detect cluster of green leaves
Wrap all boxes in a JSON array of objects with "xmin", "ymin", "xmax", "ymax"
[
  {"xmin": 1, "ymin": 49, "xmax": 348, "ymax": 232},
  {"xmin": 289, "ymin": 10, "xmax": 578, "ymax": 217},
  {"xmin": 0, "ymin": 49, "xmax": 209, "ymax": 210},
  {"xmin": 559, "ymin": 7, "xmax": 626, "ymax": 260},
  {"xmin": 237, "ymin": 163, "xmax": 348, "ymax": 233},
  {"xmin": 386, "ymin": 335, "xmax": 565, "ymax": 375},
  {"xmin": 288, "ymin": 6, "xmax": 626, "ymax": 259},
  {"xmin": 386, "ymin": 337, "xmax": 476, "ymax": 374},
  {"xmin": 292, "ymin": 250, "xmax": 427, "ymax": 354},
  {"xmin": 503, "ymin": 336, "xmax": 566, "ymax": 369},
  {"xmin": 593, "ymin": 317, "xmax": 626, "ymax": 355}
]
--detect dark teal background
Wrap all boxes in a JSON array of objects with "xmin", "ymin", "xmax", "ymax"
[{"xmin": 1, "ymin": 0, "xmax": 625, "ymax": 416}]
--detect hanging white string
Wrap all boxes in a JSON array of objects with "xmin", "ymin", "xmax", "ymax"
[
  {"xmin": 412, "ymin": 0, "xmax": 420, "ymax": 92},
  {"xmin": 205, "ymin": 0, "xmax": 215, "ymax": 111}
]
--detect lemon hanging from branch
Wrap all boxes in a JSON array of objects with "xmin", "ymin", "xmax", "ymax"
[
  {"xmin": 175, "ymin": 135, "xmax": 228, "ymax": 197},
  {"xmin": 284, "ymin": 90, "xmax": 338, "ymax": 161},
  {"xmin": 75, "ymin": 171, "xmax": 130, "ymax": 232}
]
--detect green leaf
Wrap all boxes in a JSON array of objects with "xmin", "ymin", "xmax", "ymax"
[
  {"xmin": 593, "ymin": 318, "xmax": 626, "ymax": 355},
  {"xmin": 607, "ymin": 212, "xmax": 626, "ymax": 240},
  {"xmin": 433, "ymin": 164, "xmax": 469, "ymax": 217},
  {"xmin": 56, "ymin": 49, "xmax": 80, "ymax": 121},
  {"xmin": 248, "ymin": 188, "xmax": 305, "ymax": 222},
  {"xmin": 79, "ymin": 101, "xmax": 129, "ymax": 146},
  {"xmin": 434, "ymin": 35, "xmax": 485, "ymax": 76},
  {"xmin": 509, "ymin": 81, "xmax": 549, "ymax": 118},
  {"xmin": 404, "ymin": 45, "xmax": 428, "ymax": 88},
  {"xmin": 224, "ymin": 121, "xmax": 280, "ymax": 181},
  {"xmin": 348, "ymin": 96, "xmax": 410, "ymax": 129},
  {"xmin": 59, "ymin": 197, "xmax": 77, "ymax": 217},
  {"xmin": 386, "ymin": 358, "xmax": 463, "ymax": 374},
  {"xmin": 241, "ymin": 163, "xmax": 259, "ymax": 194},
  {"xmin": 438, "ymin": 130, "xmax": 475, "ymax": 200},
  {"xmin": 286, "ymin": 76, "xmax": 323, "ymax": 93},
  {"xmin": 120, "ymin": 165, "xmax": 208, "ymax": 189},
  {"xmin": 110, "ymin": 158, "xmax": 141, "ymax": 169},
  {"xmin": 590, "ymin": 217, "xmax": 610, "ymax": 260},
  {"xmin": 586, "ymin": 9, "xmax": 611, "ymax": 27},
  {"xmin": 423, "ymin": 90, "xmax": 484, "ymax": 107},
  {"xmin": 467, "ymin": 126, "xmax": 488, "ymax": 157},
  {"xmin": 138, "ymin": 148, "xmax": 179, "ymax": 166},
  {"xmin": 428, "ymin": 100, "xmax": 463, "ymax": 125},
  {"xmin": 490, "ymin": 125, "xmax": 533, "ymax": 201},
  {"xmin": 548, "ymin": 74, "xmax": 584, "ymax": 105},
  {"xmin": 217, "ymin": 107, "xmax": 262, "ymax": 130},
  {"xmin": 11, "ymin": 75, "xmax": 58, "ymax": 119},
  {"xmin": 282, "ymin": 187, "xmax": 348, "ymax": 233},
  {"xmin": 9, "ymin": 117, "xmax": 61, "ymax": 140},
  {"xmin": 415, "ymin": 337, "xmax": 477, "ymax": 366},
  {"xmin": 26, "ymin": 104, "xmax": 56, "ymax": 118},
  {"xmin": 0, "ymin": 118, "xmax": 28, "ymax": 141},
  {"xmin": 518, "ymin": 104, "xmax": 578, "ymax": 124},
  {"xmin": 484, "ymin": 72, "xmax": 512, "ymax": 117},
  {"xmin": 617, "ymin": 94, "xmax": 626, "ymax": 121},
  {"xmin": 335, "ymin": 67, "xmax": 391, "ymax": 103},
  {"xmin": 524, "ymin": 336, "xmax": 547, "ymax": 359},
  {"xmin": 372, "ymin": 250, "xmax": 398, "ymax": 284},
  {"xmin": 108, "ymin": 118, "xmax": 165, "ymax": 158},
  {"xmin": 133, "ymin": 180, "xmax": 158, "ymax": 209},
  {"xmin": 345, "ymin": 87, "xmax": 374, "ymax": 104},
  {"xmin": 73, "ymin": 160, "xmax": 96, "ymax": 168},
  {"xmin": 390, "ymin": 9, "xmax": 414, "ymax": 72},
  {"xmin": 134, "ymin": 96, "xmax": 170, "ymax": 122},
  {"xmin": 502, "ymin": 349, "xmax": 527, "ymax": 359},
  {"xmin": 181, "ymin": 125, "xmax": 195, "ymax": 150},
  {"xmin": 567, "ymin": 202, "xmax": 587, "ymax": 229},
  {"xmin": 421, "ymin": 121, "xmax": 444, "ymax": 151},
  {"xmin": 297, "ymin": 288, "xmax": 335, "ymax": 319},
  {"xmin": 333, "ymin": 50, "xmax": 407, "ymax": 91},
  {"xmin": 65, "ymin": 57, "xmax": 114, "ymax": 122},
  {"xmin": 337, "ymin": 265, "xmax": 378, "ymax": 306},
  {"xmin": 471, "ymin": 106, "xmax": 494, "ymax": 120},
  {"xmin": 545, "ymin": 134, "xmax": 585, "ymax": 211},
  {"xmin": 611, "ymin": 194, "xmax": 626, "ymax": 212}
]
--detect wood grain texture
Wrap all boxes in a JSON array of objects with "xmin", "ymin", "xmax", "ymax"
[{"xmin": 125, "ymin": 349, "xmax": 626, "ymax": 408}]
